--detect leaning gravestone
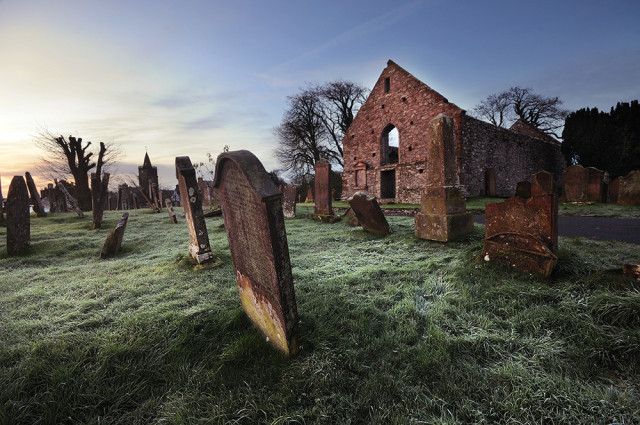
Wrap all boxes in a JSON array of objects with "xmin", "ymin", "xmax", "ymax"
[
  {"xmin": 282, "ymin": 183, "xmax": 297, "ymax": 218},
  {"xmin": 100, "ymin": 212, "xmax": 129, "ymax": 258},
  {"xmin": 176, "ymin": 156, "xmax": 216, "ymax": 264},
  {"xmin": 56, "ymin": 179, "xmax": 84, "ymax": 217},
  {"xmin": 6, "ymin": 176, "xmax": 30, "ymax": 255},
  {"xmin": 310, "ymin": 160, "xmax": 340, "ymax": 222},
  {"xmin": 25, "ymin": 172, "xmax": 46, "ymax": 217},
  {"xmin": 483, "ymin": 192, "xmax": 558, "ymax": 277},
  {"xmin": 165, "ymin": 199, "xmax": 178, "ymax": 224},
  {"xmin": 213, "ymin": 150, "xmax": 300, "ymax": 356},
  {"xmin": 348, "ymin": 192, "xmax": 391, "ymax": 234},
  {"xmin": 415, "ymin": 114, "xmax": 473, "ymax": 241}
]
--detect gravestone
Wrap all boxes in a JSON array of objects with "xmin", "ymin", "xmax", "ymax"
[
  {"xmin": 305, "ymin": 187, "xmax": 313, "ymax": 203},
  {"xmin": 213, "ymin": 150, "xmax": 300, "ymax": 356},
  {"xmin": 311, "ymin": 160, "xmax": 340, "ymax": 222},
  {"xmin": 483, "ymin": 193, "xmax": 558, "ymax": 277},
  {"xmin": 57, "ymin": 179, "xmax": 84, "ymax": 217},
  {"xmin": 165, "ymin": 199, "xmax": 178, "ymax": 224},
  {"xmin": 586, "ymin": 167, "xmax": 605, "ymax": 202},
  {"xmin": 100, "ymin": 212, "xmax": 129, "ymax": 258},
  {"xmin": 6, "ymin": 176, "xmax": 30, "ymax": 255},
  {"xmin": 562, "ymin": 164, "xmax": 588, "ymax": 202},
  {"xmin": 515, "ymin": 181, "xmax": 531, "ymax": 198},
  {"xmin": 282, "ymin": 184, "xmax": 297, "ymax": 219},
  {"xmin": 347, "ymin": 192, "xmax": 391, "ymax": 234},
  {"xmin": 617, "ymin": 170, "xmax": 640, "ymax": 205},
  {"xmin": 25, "ymin": 172, "xmax": 46, "ymax": 217},
  {"xmin": 415, "ymin": 114, "xmax": 473, "ymax": 241},
  {"xmin": 623, "ymin": 263, "xmax": 640, "ymax": 281},
  {"xmin": 176, "ymin": 156, "xmax": 216, "ymax": 264},
  {"xmin": 531, "ymin": 170, "xmax": 555, "ymax": 196},
  {"xmin": 48, "ymin": 183, "xmax": 59, "ymax": 212}
]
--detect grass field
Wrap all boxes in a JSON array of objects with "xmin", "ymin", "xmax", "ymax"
[{"xmin": 1, "ymin": 208, "xmax": 639, "ymax": 424}]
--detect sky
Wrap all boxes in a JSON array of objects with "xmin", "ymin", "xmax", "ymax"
[{"xmin": 1, "ymin": 0, "xmax": 639, "ymax": 191}]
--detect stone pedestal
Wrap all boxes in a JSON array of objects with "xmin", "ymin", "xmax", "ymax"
[{"xmin": 414, "ymin": 115, "xmax": 473, "ymax": 241}]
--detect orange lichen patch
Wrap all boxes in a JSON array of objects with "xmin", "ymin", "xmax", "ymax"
[{"xmin": 237, "ymin": 271, "xmax": 295, "ymax": 356}]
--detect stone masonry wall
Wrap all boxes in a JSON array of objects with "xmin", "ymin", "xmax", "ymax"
[{"xmin": 461, "ymin": 117, "xmax": 566, "ymax": 197}]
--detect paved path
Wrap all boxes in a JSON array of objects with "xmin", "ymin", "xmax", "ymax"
[{"xmin": 474, "ymin": 215, "xmax": 640, "ymax": 244}]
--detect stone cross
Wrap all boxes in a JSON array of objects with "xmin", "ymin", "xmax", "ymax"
[
  {"xmin": 176, "ymin": 156, "xmax": 216, "ymax": 264},
  {"xmin": 100, "ymin": 212, "xmax": 129, "ymax": 258},
  {"xmin": 25, "ymin": 172, "xmax": 46, "ymax": 217},
  {"xmin": 347, "ymin": 192, "xmax": 391, "ymax": 234},
  {"xmin": 165, "ymin": 198, "xmax": 178, "ymax": 223},
  {"xmin": 213, "ymin": 150, "xmax": 300, "ymax": 356},
  {"xmin": 415, "ymin": 114, "xmax": 473, "ymax": 241},
  {"xmin": 6, "ymin": 176, "xmax": 30, "ymax": 255},
  {"xmin": 282, "ymin": 184, "xmax": 297, "ymax": 218}
]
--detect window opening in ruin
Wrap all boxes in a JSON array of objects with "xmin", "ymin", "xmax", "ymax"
[
  {"xmin": 380, "ymin": 170, "xmax": 396, "ymax": 199},
  {"xmin": 380, "ymin": 124, "xmax": 399, "ymax": 165},
  {"xmin": 384, "ymin": 77, "xmax": 390, "ymax": 92}
]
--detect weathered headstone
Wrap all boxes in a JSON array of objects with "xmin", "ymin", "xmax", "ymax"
[
  {"xmin": 483, "ymin": 193, "xmax": 558, "ymax": 277},
  {"xmin": 212, "ymin": 150, "xmax": 300, "ymax": 356},
  {"xmin": 348, "ymin": 192, "xmax": 391, "ymax": 234},
  {"xmin": 305, "ymin": 187, "xmax": 313, "ymax": 203},
  {"xmin": 531, "ymin": 170, "xmax": 555, "ymax": 196},
  {"xmin": 415, "ymin": 114, "xmax": 473, "ymax": 241},
  {"xmin": 623, "ymin": 263, "xmax": 640, "ymax": 281},
  {"xmin": 311, "ymin": 160, "xmax": 340, "ymax": 222},
  {"xmin": 25, "ymin": 172, "xmax": 46, "ymax": 217},
  {"xmin": 562, "ymin": 164, "xmax": 588, "ymax": 202},
  {"xmin": 100, "ymin": 212, "xmax": 129, "ymax": 258},
  {"xmin": 176, "ymin": 156, "xmax": 216, "ymax": 264},
  {"xmin": 56, "ymin": 179, "xmax": 84, "ymax": 217},
  {"xmin": 6, "ymin": 176, "xmax": 30, "ymax": 255},
  {"xmin": 282, "ymin": 184, "xmax": 297, "ymax": 219},
  {"xmin": 165, "ymin": 199, "xmax": 178, "ymax": 224},
  {"xmin": 617, "ymin": 170, "xmax": 640, "ymax": 205},
  {"xmin": 586, "ymin": 167, "xmax": 605, "ymax": 202},
  {"xmin": 515, "ymin": 181, "xmax": 532, "ymax": 199}
]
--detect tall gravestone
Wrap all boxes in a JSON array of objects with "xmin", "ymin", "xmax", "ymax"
[
  {"xmin": 25, "ymin": 172, "xmax": 46, "ymax": 217},
  {"xmin": 176, "ymin": 156, "xmax": 216, "ymax": 264},
  {"xmin": 415, "ymin": 114, "xmax": 473, "ymax": 241},
  {"xmin": 282, "ymin": 184, "xmax": 297, "ymax": 219},
  {"xmin": 100, "ymin": 212, "xmax": 129, "ymax": 258},
  {"xmin": 6, "ymin": 176, "xmax": 30, "ymax": 255},
  {"xmin": 213, "ymin": 150, "xmax": 300, "ymax": 356},
  {"xmin": 311, "ymin": 160, "xmax": 340, "ymax": 222}
]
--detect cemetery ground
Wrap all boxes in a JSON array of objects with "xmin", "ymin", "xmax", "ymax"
[{"xmin": 1, "ymin": 206, "xmax": 639, "ymax": 424}]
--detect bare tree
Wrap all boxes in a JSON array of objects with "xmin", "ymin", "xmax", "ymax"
[
  {"xmin": 275, "ymin": 80, "xmax": 368, "ymax": 177},
  {"xmin": 473, "ymin": 87, "xmax": 569, "ymax": 138},
  {"xmin": 34, "ymin": 128, "xmax": 122, "ymax": 211}
]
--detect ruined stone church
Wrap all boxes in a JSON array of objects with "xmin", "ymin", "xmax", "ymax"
[{"xmin": 341, "ymin": 60, "xmax": 566, "ymax": 203}]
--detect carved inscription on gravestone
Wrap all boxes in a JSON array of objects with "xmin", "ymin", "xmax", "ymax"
[
  {"xmin": 213, "ymin": 150, "xmax": 299, "ymax": 356},
  {"xmin": 7, "ymin": 176, "xmax": 30, "ymax": 255},
  {"xmin": 176, "ymin": 156, "xmax": 215, "ymax": 264},
  {"xmin": 282, "ymin": 183, "xmax": 297, "ymax": 219}
]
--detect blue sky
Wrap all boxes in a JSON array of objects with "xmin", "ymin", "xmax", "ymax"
[{"xmin": 1, "ymin": 0, "xmax": 639, "ymax": 189}]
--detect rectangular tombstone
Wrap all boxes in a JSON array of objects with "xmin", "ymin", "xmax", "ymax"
[
  {"xmin": 6, "ymin": 176, "xmax": 30, "ymax": 255},
  {"xmin": 483, "ymin": 194, "xmax": 558, "ymax": 277},
  {"xmin": 282, "ymin": 184, "xmax": 297, "ymax": 218},
  {"xmin": 586, "ymin": 167, "xmax": 605, "ymax": 202},
  {"xmin": 348, "ymin": 192, "xmax": 391, "ymax": 234},
  {"xmin": 165, "ymin": 198, "xmax": 178, "ymax": 223},
  {"xmin": 100, "ymin": 212, "xmax": 129, "ymax": 258},
  {"xmin": 213, "ymin": 150, "xmax": 300, "ymax": 356},
  {"xmin": 305, "ymin": 187, "xmax": 313, "ymax": 202},
  {"xmin": 176, "ymin": 156, "xmax": 216, "ymax": 264},
  {"xmin": 415, "ymin": 115, "xmax": 473, "ymax": 241},
  {"xmin": 25, "ymin": 172, "xmax": 46, "ymax": 217},
  {"xmin": 314, "ymin": 160, "xmax": 332, "ymax": 215},
  {"xmin": 531, "ymin": 170, "xmax": 555, "ymax": 196},
  {"xmin": 562, "ymin": 164, "xmax": 588, "ymax": 202},
  {"xmin": 618, "ymin": 170, "xmax": 640, "ymax": 205}
]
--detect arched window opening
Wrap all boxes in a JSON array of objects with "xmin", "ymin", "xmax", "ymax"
[{"xmin": 380, "ymin": 124, "xmax": 399, "ymax": 165}]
